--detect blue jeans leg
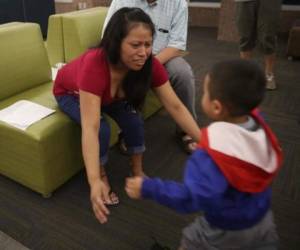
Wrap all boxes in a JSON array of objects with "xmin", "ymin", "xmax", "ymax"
[
  {"xmin": 102, "ymin": 101, "xmax": 145, "ymax": 154},
  {"xmin": 55, "ymin": 95, "xmax": 110, "ymax": 165}
]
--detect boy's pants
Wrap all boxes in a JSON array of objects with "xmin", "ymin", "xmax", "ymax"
[
  {"xmin": 180, "ymin": 210, "xmax": 279, "ymax": 250},
  {"xmin": 55, "ymin": 95, "xmax": 145, "ymax": 165}
]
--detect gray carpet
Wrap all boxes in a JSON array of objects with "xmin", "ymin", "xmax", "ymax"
[
  {"xmin": 0, "ymin": 27, "xmax": 300, "ymax": 250},
  {"xmin": 0, "ymin": 231, "xmax": 29, "ymax": 250}
]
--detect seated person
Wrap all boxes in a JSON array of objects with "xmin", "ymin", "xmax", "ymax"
[{"xmin": 103, "ymin": 0, "xmax": 197, "ymax": 153}]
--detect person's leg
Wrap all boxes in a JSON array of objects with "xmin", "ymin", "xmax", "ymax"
[
  {"xmin": 179, "ymin": 216, "xmax": 219, "ymax": 250},
  {"xmin": 164, "ymin": 56, "xmax": 196, "ymax": 119},
  {"xmin": 164, "ymin": 57, "xmax": 197, "ymax": 154},
  {"xmin": 240, "ymin": 50, "xmax": 253, "ymax": 60},
  {"xmin": 265, "ymin": 53, "xmax": 276, "ymax": 76},
  {"xmin": 104, "ymin": 101, "xmax": 145, "ymax": 176},
  {"xmin": 55, "ymin": 95, "xmax": 117, "ymax": 203},
  {"xmin": 257, "ymin": 0, "xmax": 281, "ymax": 90},
  {"xmin": 235, "ymin": 0, "xmax": 257, "ymax": 59},
  {"xmin": 55, "ymin": 95, "xmax": 111, "ymax": 164}
]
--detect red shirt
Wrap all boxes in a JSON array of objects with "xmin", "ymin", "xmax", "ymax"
[{"xmin": 53, "ymin": 49, "xmax": 168, "ymax": 106}]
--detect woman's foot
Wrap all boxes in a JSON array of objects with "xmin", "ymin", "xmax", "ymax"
[{"xmin": 101, "ymin": 173, "xmax": 119, "ymax": 205}]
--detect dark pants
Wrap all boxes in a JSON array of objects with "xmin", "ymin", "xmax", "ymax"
[
  {"xmin": 55, "ymin": 95, "xmax": 145, "ymax": 165},
  {"xmin": 236, "ymin": 0, "xmax": 281, "ymax": 55}
]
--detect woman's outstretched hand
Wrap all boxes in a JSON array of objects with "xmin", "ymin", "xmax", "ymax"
[
  {"xmin": 125, "ymin": 176, "xmax": 143, "ymax": 199},
  {"xmin": 90, "ymin": 179, "xmax": 110, "ymax": 224}
]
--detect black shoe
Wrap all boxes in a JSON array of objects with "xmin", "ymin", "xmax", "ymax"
[{"xmin": 150, "ymin": 237, "xmax": 171, "ymax": 250}]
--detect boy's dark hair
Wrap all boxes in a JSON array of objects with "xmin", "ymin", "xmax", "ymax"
[
  {"xmin": 208, "ymin": 59, "xmax": 266, "ymax": 116},
  {"xmin": 99, "ymin": 7, "xmax": 155, "ymax": 110}
]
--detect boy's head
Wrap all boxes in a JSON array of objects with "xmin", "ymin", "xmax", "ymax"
[{"xmin": 201, "ymin": 59, "xmax": 266, "ymax": 121}]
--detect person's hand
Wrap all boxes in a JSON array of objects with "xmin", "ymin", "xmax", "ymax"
[
  {"xmin": 90, "ymin": 179, "xmax": 110, "ymax": 224},
  {"xmin": 125, "ymin": 176, "xmax": 143, "ymax": 199}
]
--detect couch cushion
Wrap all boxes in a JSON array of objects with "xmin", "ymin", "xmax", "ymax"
[
  {"xmin": 46, "ymin": 15, "xmax": 65, "ymax": 66},
  {"xmin": 0, "ymin": 23, "xmax": 51, "ymax": 101},
  {"xmin": 63, "ymin": 8, "xmax": 108, "ymax": 63},
  {"xmin": 46, "ymin": 7, "xmax": 108, "ymax": 66},
  {"xmin": 0, "ymin": 82, "xmax": 119, "ymax": 195}
]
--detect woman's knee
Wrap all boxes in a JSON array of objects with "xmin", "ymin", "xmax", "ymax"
[{"xmin": 55, "ymin": 95, "xmax": 81, "ymax": 123}]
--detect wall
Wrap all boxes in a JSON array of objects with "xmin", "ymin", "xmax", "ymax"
[
  {"xmin": 189, "ymin": 5, "xmax": 219, "ymax": 27},
  {"xmin": 55, "ymin": 0, "xmax": 111, "ymax": 13},
  {"xmin": 54, "ymin": 0, "xmax": 299, "ymax": 33}
]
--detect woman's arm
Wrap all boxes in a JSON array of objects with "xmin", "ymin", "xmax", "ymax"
[
  {"xmin": 154, "ymin": 81, "xmax": 200, "ymax": 143},
  {"xmin": 79, "ymin": 90, "xmax": 109, "ymax": 223}
]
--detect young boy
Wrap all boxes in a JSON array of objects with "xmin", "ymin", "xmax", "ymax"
[{"xmin": 125, "ymin": 59, "xmax": 283, "ymax": 250}]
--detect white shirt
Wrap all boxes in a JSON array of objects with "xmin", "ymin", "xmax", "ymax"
[{"xmin": 102, "ymin": 0, "xmax": 188, "ymax": 54}]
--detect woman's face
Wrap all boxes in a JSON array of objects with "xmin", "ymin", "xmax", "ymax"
[{"xmin": 120, "ymin": 24, "xmax": 153, "ymax": 71}]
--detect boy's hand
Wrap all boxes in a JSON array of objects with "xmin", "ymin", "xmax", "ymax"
[{"xmin": 125, "ymin": 176, "xmax": 143, "ymax": 199}]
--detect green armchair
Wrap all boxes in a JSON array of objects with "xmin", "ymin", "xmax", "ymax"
[{"xmin": 0, "ymin": 22, "xmax": 84, "ymax": 197}]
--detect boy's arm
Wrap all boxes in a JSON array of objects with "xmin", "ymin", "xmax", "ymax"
[{"xmin": 126, "ymin": 150, "xmax": 228, "ymax": 214}]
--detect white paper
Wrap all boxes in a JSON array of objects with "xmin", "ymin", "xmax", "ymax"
[
  {"xmin": 51, "ymin": 62, "xmax": 66, "ymax": 81},
  {"xmin": 0, "ymin": 100, "xmax": 55, "ymax": 130}
]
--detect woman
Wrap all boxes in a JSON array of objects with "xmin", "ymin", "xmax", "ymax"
[{"xmin": 53, "ymin": 7, "xmax": 200, "ymax": 224}]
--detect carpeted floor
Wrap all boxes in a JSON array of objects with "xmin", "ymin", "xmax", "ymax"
[
  {"xmin": 0, "ymin": 231, "xmax": 29, "ymax": 250},
  {"xmin": 0, "ymin": 27, "xmax": 300, "ymax": 250}
]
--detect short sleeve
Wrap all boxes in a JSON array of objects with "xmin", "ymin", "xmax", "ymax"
[
  {"xmin": 151, "ymin": 57, "xmax": 169, "ymax": 88},
  {"xmin": 78, "ymin": 50, "xmax": 109, "ymax": 97}
]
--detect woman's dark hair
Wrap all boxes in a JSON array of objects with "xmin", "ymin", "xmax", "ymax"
[
  {"xmin": 99, "ymin": 7, "xmax": 155, "ymax": 110},
  {"xmin": 208, "ymin": 59, "xmax": 266, "ymax": 117}
]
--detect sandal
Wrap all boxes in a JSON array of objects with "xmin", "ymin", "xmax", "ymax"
[
  {"xmin": 176, "ymin": 132, "xmax": 197, "ymax": 154},
  {"xmin": 103, "ymin": 189, "xmax": 119, "ymax": 206},
  {"xmin": 101, "ymin": 172, "xmax": 119, "ymax": 206}
]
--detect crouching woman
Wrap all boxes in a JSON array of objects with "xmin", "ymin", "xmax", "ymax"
[{"xmin": 53, "ymin": 7, "xmax": 200, "ymax": 224}]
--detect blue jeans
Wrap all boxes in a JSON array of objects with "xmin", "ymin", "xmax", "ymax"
[{"xmin": 55, "ymin": 95, "xmax": 145, "ymax": 165}]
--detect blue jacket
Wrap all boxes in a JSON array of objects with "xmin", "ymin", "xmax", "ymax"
[{"xmin": 142, "ymin": 149, "xmax": 271, "ymax": 230}]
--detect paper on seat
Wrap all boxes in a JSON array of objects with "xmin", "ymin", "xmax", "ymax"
[{"xmin": 0, "ymin": 100, "xmax": 55, "ymax": 130}]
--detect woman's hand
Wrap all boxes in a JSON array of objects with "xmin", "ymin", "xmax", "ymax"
[
  {"xmin": 125, "ymin": 177, "xmax": 143, "ymax": 199},
  {"xmin": 90, "ymin": 179, "xmax": 110, "ymax": 224}
]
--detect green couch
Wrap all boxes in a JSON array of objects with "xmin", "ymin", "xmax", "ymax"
[{"xmin": 0, "ymin": 22, "xmax": 84, "ymax": 197}]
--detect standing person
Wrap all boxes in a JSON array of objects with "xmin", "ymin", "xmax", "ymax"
[
  {"xmin": 103, "ymin": 0, "xmax": 197, "ymax": 154},
  {"xmin": 126, "ymin": 59, "xmax": 283, "ymax": 249},
  {"xmin": 53, "ymin": 7, "xmax": 200, "ymax": 224},
  {"xmin": 235, "ymin": 0, "xmax": 282, "ymax": 90}
]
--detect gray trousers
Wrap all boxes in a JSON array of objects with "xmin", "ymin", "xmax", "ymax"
[
  {"xmin": 180, "ymin": 210, "xmax": 279, "ymax": 250},
  {"xmin": 164, "ymin": 56, "xmax": 196, "ymax": 120}
]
